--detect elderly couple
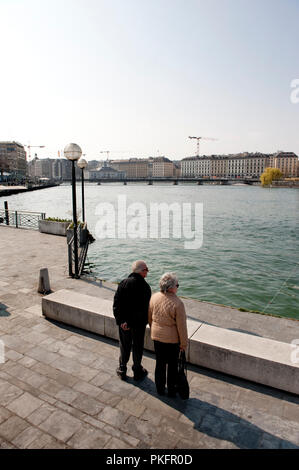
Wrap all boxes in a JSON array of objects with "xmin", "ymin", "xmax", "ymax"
[{"xmin": 113, "ymin": 260, "xmax": 188, "ymax": 398}]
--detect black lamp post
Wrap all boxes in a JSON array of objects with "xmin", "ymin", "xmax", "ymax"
[
  {"xmin": 77, "ymin": 158, "xmax": 87, "ymax": 223},
  {"xmin": 64, "ymin": 143, "xmax": 82, "ymax": 278}
]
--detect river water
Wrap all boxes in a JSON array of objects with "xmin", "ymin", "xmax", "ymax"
[{"xmin": 1, "ymin": 183, "xmax": 299, "ymax": 319}]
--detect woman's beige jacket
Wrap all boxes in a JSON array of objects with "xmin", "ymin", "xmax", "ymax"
[{"xmin": 148, "ymin": 291, "xmax": 188, "ymax": 350}]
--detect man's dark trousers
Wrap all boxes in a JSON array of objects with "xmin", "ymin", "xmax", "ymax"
[{"xmin": 118, "ymin": 325, "xmax": 146, "ymax": 373}]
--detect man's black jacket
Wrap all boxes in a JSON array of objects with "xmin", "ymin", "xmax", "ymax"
[{"xmin": 113, "ymin": 273, "xmax": 151, "ymax": 328}]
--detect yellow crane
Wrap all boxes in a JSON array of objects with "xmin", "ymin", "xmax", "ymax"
[{"xmin": 188, "ymin": 136, "xmax": 217, "ymax": 156}]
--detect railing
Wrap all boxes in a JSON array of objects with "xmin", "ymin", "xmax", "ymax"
[
  {"xmin": 67, "ymin": 224, "xmax": 89, "ymax": 278},
  {"xmin": 0, "ymin": 209, "xmax": 46, "ymax": 229}
]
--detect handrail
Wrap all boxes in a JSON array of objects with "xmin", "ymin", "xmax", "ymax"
[
  {"xmin": 0, "ymin": 208, "xmax": 46, "ymax": 229},
  {"xmin": 0, "ymin": 209, "xmax": 46, "ymax": 215}
]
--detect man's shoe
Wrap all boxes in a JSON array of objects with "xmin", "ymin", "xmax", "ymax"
[
  {"xmin": 156, "ymin": 388, "xmax": 165, "ymax": 396},
  {"xmin": 116, "ymin": 368, "xmax": 127, "ymax": 381},
  {"xmin": 133, "ymin": 367, "xmax": 148, "ymax": 381}
]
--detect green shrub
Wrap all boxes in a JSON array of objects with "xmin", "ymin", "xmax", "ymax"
[{"xmin": 45, "ymin": 217, "xmax": 72, "ymax": 223}]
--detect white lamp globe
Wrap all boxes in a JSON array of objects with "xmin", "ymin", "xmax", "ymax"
[
  {"xmin": 77, "ymin": 158, "xmax": 87, "ymax": 169},
  {"xmin": 64, "ymin": 143, "xmax": 82, "ymax": 161}
]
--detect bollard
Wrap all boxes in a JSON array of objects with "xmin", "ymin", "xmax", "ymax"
[
  {"xmin": 38, "ymin": 268, "xmax": 51, "ymax": 294},
  {"xmin": 4, "ymin": 201, "xmax": 9, "ymax": 225}
]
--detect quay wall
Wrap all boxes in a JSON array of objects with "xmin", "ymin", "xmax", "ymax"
[{"xmin": 0, "ymin": 183, "xmax": 60, "ymax": 197}]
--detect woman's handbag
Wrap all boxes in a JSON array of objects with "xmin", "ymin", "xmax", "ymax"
[{"xmin": 177, "ymin": 350, "xmax": 189, "ymax": 399}]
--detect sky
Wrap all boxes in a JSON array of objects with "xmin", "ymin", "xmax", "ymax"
[{"xmin": 0, "ymin": 0, "xmax": 298, "ymax": 161}]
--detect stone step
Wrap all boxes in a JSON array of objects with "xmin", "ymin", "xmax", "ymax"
[{"xmin": 42, "ymin": 289, "xmax": 299, "ymax": 395}]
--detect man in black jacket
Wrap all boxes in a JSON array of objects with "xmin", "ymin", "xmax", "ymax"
[{"xmin": 113, "ymin": 260, "xmax": 151, "ymax": 381}]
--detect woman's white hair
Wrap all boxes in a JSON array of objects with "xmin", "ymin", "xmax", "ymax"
[
  {"xmin": 159, "ymin": 272, "xmax": 178, "ymax": 293},
  {"xmin": 131, "ymin": 260, "xmax": 147, "ymax": 273}
]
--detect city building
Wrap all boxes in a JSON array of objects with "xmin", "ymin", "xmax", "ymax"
[
  {"xmin": 173, "ymin": 161, "xmax": 181, "ymax": 177},
  {"xmin": 89, "ymin": 161, "xmax": 125, "ymax": 179},
  {"xmin": 180, "ymin": 152, "xmax": 297, "ymax": 179},
  {"xmin": 110, "ymin": 158, "xmax": 149, "ymax": 178},
  {"xmin": 152, "ymin": 157, "xmax": 175, "ymax": 177},
  {"xmin": 181, "ymin": 156, "xmax": 211, "ymax": 177},
  {"xmin": 0, "ymin": 141, "xmax": 27, "ymax": 179},
  {"xmin": 269, "ymin": 151, "xmax": 298, "ymax": 177},
  {"xmin": 28, "ymin": 157, "xmax": 73, "ymax": 180}
]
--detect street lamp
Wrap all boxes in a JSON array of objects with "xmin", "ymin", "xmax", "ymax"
[
  {"xmin": 77, "ymin": 158, "xmax": 87, "ymax": 223},
  {"xmin": 64, "ymin": 143, "xmax": 82, "ymax": 278}
]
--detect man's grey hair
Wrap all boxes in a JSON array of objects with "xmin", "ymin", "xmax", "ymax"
[
  {"xmin": 159, "ymin": 272, "xmax": 178, "ymax": 293},
  {"xmin": 132, "ymin": 260, "xmax": 147, "ymax": 273}
]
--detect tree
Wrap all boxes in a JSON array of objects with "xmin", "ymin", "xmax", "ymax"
[{"xmin": 260, "ymin": 167, "xmax": 283, "ymax": 186}]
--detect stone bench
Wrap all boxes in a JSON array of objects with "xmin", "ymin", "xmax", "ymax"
[{"xmin": 42, "ymin": 289, "xmax": 299, "ymax": 395}]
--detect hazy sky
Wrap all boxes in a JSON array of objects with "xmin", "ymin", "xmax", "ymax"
[{"xmin": 1, "ymin": 0, "xmax": 298, "ymax": 160}]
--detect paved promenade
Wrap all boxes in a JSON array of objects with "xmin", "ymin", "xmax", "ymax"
[{"xmin": 0, "ymin": 226, "xmax": 298, "ymax": 449}]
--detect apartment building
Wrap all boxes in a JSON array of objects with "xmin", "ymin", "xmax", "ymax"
[
  {"xmin": 0, "ymin": 141, "xmax": 27, "ymax": 178},
  {"xmin": 182, "ymin": 152, "xmax": 274, "ymax": 178},
  {"xmin": 111, "ymin": 158, "xmax": 149, "ymax": 178},
  {"xmin": 28, "ymin": 157, "xmax": 73, "ymax": 180},
  {"xmin": 173, "ymin": 161, "xmax": 181, "ymax": 177},
  {"xmin": 152, "ymin": 157, "xmax": 175, "ymax": 177},
  {"xmin": 181, "ymin": 156, "xmax": 211, "ymax": 177},
  {"xmin": 269, "ymin": 152, "xmax": 298, "ymax": 177}
]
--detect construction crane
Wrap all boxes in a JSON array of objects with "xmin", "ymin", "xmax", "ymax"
[
  {"xmin": 99, "ymin": 151, "xmax": 110, "ymax": 161},
  {"xmin": 99, "ymin": 150, "xmax": 131, "ymax": 161},
  {"xmin": 25, "ymin": 144, "xmax": 45, "ymax": 161},
  {"xmin": 188, "ymin": 136, "xmax": 217, "ymax": 156}
]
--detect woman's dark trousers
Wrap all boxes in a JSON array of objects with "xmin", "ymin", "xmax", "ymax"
[
  {"xmin": 154, "ymin": 341, "xmax": 180, "ymax": 394},
  {"xmin": 118, "ymin": 325, "xmax": 146, "ymax": 373}
]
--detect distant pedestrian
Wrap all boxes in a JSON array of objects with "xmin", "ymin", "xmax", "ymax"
[
  {"xmin": 113, "ymin": 260, "xmax": 151, "ymax": 381},
  {"xmin": 148, "ymin": 272, "xmax": 188, "ymax": 397}
]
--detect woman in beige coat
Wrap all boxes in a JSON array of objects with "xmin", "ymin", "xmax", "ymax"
[{"xmin": 148, "ymin": 272, "xmax": 188, "ymax": 397}]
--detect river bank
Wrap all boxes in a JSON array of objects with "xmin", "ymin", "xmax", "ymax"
[{"xmin": 0, "ymin": 183, "xmax": 60, "ymax": 197}]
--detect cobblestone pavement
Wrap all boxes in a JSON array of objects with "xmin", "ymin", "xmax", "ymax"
[{"xmin": 0, "ymin": 226, "xmax": 299, "ymax": 449}]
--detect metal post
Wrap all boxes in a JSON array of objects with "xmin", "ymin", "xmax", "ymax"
[
  {"xmin": 4, "ymin": 201, "xmax": 9, "ymax": 225},
  {"xmin": 15, "ymin": 211, "xmax": 18, "ymax": 228},
  {"xmin": 71, "ymin": 160, "xmax": 79, "ymax": 278},
  {"xmin": 81, "ymin": 168, "xmax": 85, "ymax": 223}
]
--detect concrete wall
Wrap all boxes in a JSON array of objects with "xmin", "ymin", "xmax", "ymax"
[{"xmin": 42, "ymin": 289, "xmax": 299, "ymax": 395}]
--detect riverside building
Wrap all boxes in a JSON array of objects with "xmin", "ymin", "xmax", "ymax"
[
  {"xmin": 0, "ymin": 141, "xmax": 27, "ymax": 179},
  {"xmin": 181, "ymin": 152, "xmax": 298, "ymax": 178},
  {"xmin": 152, "ymin": 157, "xmax": 175, "ymax": 177},
  {"xmin": 269, "ymin": 152, "xmax": 298, "ymax": 177},
  {"xmin": 110, "ymin": 158, "xmax": 149, "ymax": 178},
  {"xmin": 28, "ymin": 157, "xmax": 73, "ymax": 180}
]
